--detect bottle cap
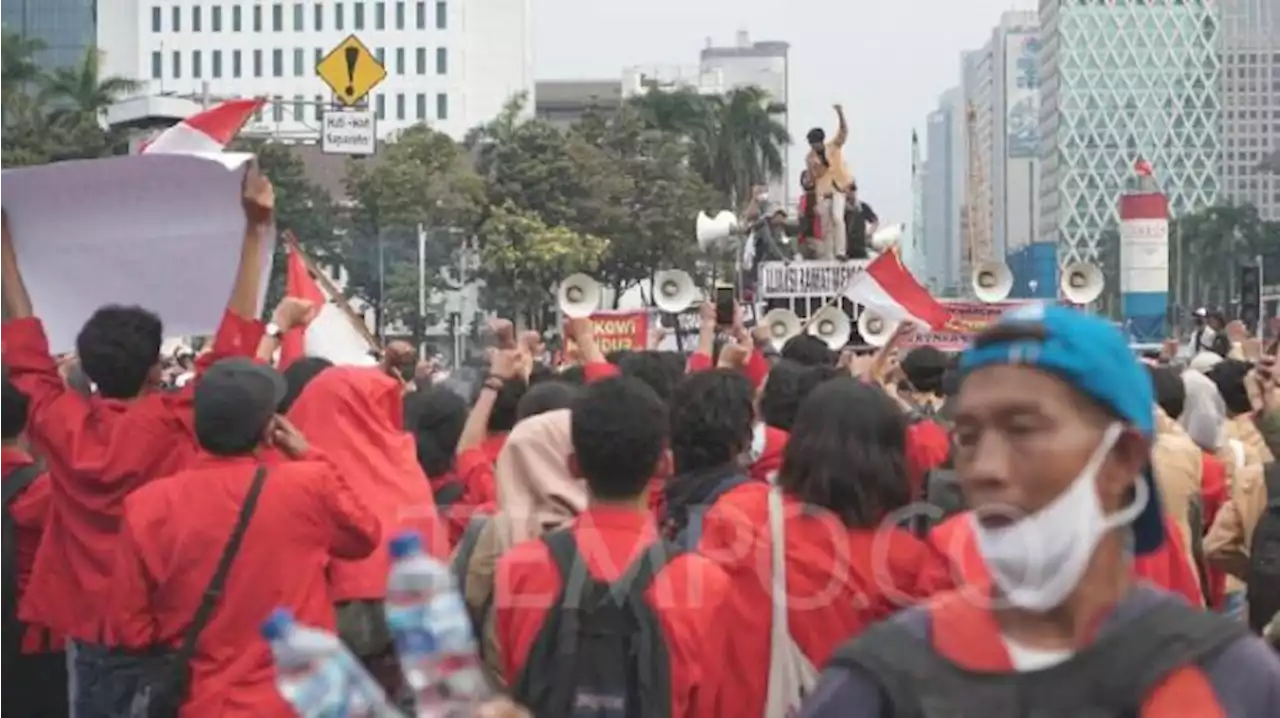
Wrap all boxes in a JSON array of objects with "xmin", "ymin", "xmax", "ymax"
[
  {"xmin": 389, "ymin": 531, "xmax": 423, "ymax": 559},
  {"xmin": 261, "ymin": 608, "xmax": 295, "ymax": 640}
]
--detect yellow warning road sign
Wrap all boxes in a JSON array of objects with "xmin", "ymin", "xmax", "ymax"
[{"xmin": 316, "ymin": 35, "xmax": 387, "ymax": 106}]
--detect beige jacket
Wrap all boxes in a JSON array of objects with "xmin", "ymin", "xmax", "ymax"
[
  {"xmin": 1151, "ymin": 409, "xmax": 1204, "ymax": 580},
  {"xmin": 1205, "ymin": 461, "xmax": 1269, "ymax": 581}
]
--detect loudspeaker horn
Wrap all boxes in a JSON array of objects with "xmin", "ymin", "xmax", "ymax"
[
  {"xmin": 1060, "ymin": 262, "xmax": 1104, "ymax": 304},
  {"xmin": 761, "ymin": 308, "xmax": 803, "ymax": 349},
  {"xmin": 807, "ymin": 305, "xmax": 852, "ymax": 351},
  {"xmin": 557, "ymin": 273, "xmax": 601, "ymax": 319},
  {"xmin": 972, "ymin": 261, "xmax": 1014, "ymax": 303},
  {"xmin": 696, "ymin": 210, "xmax": 740, "ymax": 252},
  {"xmin": 858, "ymin": 310, "xmax": 901, "ymax": 348},
  {"xmin": 652, "ymin": 269, "xmax": 699, "ymax": 314},
  {"xmin": 870, "ymin": 223, "xmax": 904, "ymax": 252}
]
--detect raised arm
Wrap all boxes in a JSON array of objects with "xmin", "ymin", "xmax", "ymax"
[{"xmin": 833, "ymin": 104, "xmax": 848, "ymax": 147}]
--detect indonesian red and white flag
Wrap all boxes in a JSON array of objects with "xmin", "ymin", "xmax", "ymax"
[
  {"xmin": 279, "ymin": 244, "xmax": 379, "ymax": 368},
  {"xmin": 843, "ymin": 250, "xmax": 952, "ymax": 330},
  {"xmin": 139, "ymin": 98, "xmax": 263, "ymax": 155},
  {"xmin": 1134, "ymin": 157, "xmax": 1154, "ymax": 177}
]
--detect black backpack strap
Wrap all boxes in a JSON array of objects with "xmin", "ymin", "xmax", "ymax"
[
  {"xmin": 1264, "ymin": 463, "xmax": 1280, "ymax": 507},
  {"xmin": 1065, "ymin": 601, "xmax": 1248, "ymax": 711},
  {"xmin": 451, "ymin": 514, "xmax": 491, "ymax": 602},
  {"xmin": 608, "ymin": 540, "xmax": 684, "ymax": 603},
  {"xmin": 3, "ymin": 464, "xmax": 45, "ymax": 662},
  {"xmin": 433, "ymin": 480, "xmax": 466, "ymax": 509},
  {"xmin": 174, "ymin": 466, "xmax": 268, "ymax": 664}
]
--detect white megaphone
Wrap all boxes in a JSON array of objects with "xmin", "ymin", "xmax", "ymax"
[
  {"xmin": 807, "ymin": 305, "xmax": 852, "ymax": 351},
  {"xmin": 696, "ymin": 210, "xmax": 740, "ymax": 252},
  {"xmin": 557, "ymin": 273, "xmax": 601, "ymax": 319},
  {"xmin": 652, "ymin": 269, "xmax": 699, "ymax": 314},
  {"xmin": 972, "ymin": 261, "xmax": 1014, "ymax": 303},
  {"xmin": 761, "ymin": 308, "xmax": 803, "ymax": 349},
  {"xmin": 1060, "ymin": 262, "xmax": 1104, "ymax": 304},
  {"xmin": 857, "ymin": 310, "xmax": 901, "ymax": 348},
  {"xmin": 870, "ymin": 223, "xmax": 904, "ymax": 252}
]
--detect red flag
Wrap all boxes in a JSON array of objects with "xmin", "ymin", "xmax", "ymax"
[
  {"xmin": 1134, "ymin": 157, "xmax": 1154, "ymax": 177},
  {"xmin": 843, "ymin": 250, "xmax": 952, "ymax": 330},
  {"xmin": 279, "ymin": 243, "xmax": 379, "ymax": 369},
  {"xmin": 139, "ymin": 98, "xmax": 264, "ymax": 154}
]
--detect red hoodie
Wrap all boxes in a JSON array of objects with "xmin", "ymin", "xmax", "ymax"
[{"xmin": 288, "ymin": 367, "xmax": 447, "ymax": 600}]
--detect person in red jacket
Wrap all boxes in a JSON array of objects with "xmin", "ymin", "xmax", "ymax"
[
  {"xmin": 1, "ymin": 170, "xmax": 274, "ymax": 718},
  {"xmin": 107, "ymin": 358, "xmax": 381, "ymax": 718},
  {"xmin": 2, "ymin": 374, "xmax": 66, "ymax": 718},
  {"xmin": 495, "ymin": 376, "xmax": 731, "ymax": 716}
]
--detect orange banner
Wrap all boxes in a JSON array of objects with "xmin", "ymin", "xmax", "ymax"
[
  {"xmin": 902, "ymin": 301, "xmax": 1029, "ymax": 351},
  {"xmin": 588, "ymin": 310, "xmax": 649, "ymax": 354}
]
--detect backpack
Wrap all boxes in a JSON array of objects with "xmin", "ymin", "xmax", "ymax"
[
  {"xmin": 451, "ymin": 514, "xmax": 496, "ymax": 662},
  {"xmin": 512, "ymin": 529, "xmax": 681, "ymax": 718},
  {"xmin": 671, "ymin": 475, "xmax": 749, "ymax": 550},
  {"xmin": 902, "ymin": 412, "xmax": 965, "ymax": 536},
  {"xmin": 1247, "ymin": 463, "xmax": 1280, "ymax": 634},
  {"xmin": 828, "ymin": 600, "xmax": 1248, "ymax": 718},
  {"xmin": 2, "ymin": 464, "xmax": 44, "ymax": 665}
]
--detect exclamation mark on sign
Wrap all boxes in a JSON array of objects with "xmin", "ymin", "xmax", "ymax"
[{"xmin": 343, "ymin": 47, "xmax": 359, "ymax": 97}]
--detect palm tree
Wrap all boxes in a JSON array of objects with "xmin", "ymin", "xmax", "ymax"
[
  {"xmin": 39, "ymin": 47, "xmax": 140, "ymax": 119},
  {"xmin": 2, "ymin": 31, "xmax": 46, "ymax": 107}
]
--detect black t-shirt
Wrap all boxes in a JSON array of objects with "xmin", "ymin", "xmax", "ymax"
[{"xmin": 844, "ymin": 200, "xmax": 879, "ymax": 258}]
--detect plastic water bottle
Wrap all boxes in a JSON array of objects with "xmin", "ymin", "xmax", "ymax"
[
  {"xmin": 385, "ymin": 531, "xmax": 491, "ymax": 717},
  {"xmin": 262, "ymin": 608, "xmax": 402, "ymax": 718}
]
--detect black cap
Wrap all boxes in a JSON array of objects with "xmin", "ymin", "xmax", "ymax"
[{"xmin": 194, "ymin": 358, "xmax": 287, "ymax": 453}]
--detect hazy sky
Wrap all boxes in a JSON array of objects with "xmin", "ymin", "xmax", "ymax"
[{"xmin": 534, "ymin": 0, "xmax": 1038, "ymax": 226}]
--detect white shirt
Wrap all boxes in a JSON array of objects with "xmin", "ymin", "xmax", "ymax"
[{"xmin": 1000, "ymin": 635, "xmax": 1073, "ymax": 672}]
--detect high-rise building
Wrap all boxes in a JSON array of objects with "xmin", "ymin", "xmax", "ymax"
[
  {"xmin": 2, "ymin": 0, "xmax": 96, "ymax": 71},
  {"xmin": 97, "ymin": 0, "xmax": 534, "ymax": 141},
  {"xmin": 1220, "ymin": 0, "xmax": 1280, "ymax": 220},
  {"xmin": 699, "ymin": 31, "xmax": 790, "ymax": 204},
  {"xmin": 961, "ymin": 46, "xmax": 995, "ymax": 285},
  {"xmin": 922, "ymin": 87, "xmax": 966, "ymax": 295},
  {"xmin": 989, "ymin": 11, "xmax": 1041, "ymax": 258},
  {"xmin": 1038, "ymin": 0, "xmax": 1222, "ymax": 268}
]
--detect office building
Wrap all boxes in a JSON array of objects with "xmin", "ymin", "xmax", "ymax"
[
  {"xmin": 922, "ymin": 87, "xmax": 966, "ymax": 295},
  {"xmin": 1038, "ymin": 0, "xmax": 1222, "ymax": 267},
  {"xmin": 97, "ymin": 0, "xmax": 534, "ymax": 141},
  {"xmin": 534, "ymin": 79, "xmax": 623, "ymax": 131},
  {"xmin": 1220, "ymin": 0, "xmax": 1280, "ymax": 220},
  {"xmin": 699, "ymin": 31, "xmax": 790, "ymax": 203},
  {"xmin": 961, "ymin": 46, "xmax": 995, "ymax": 287},
  {"xmin": 989, "ymin": 11, "xmax": 1040, "ymax": 260},
  {"xmin": 2, "ymin": 0, "xmax": 97, "ymax": 71}
]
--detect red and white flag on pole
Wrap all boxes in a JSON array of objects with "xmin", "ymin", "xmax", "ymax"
[
  {"xmin": 843, "ymin": 251, "xmax": 952, "ymax": 329},
  {"xmin": 1134, "ymin": 157, "xmax": 1154, "ymax": 177},
  {"xmin": 279, "ymin": 243, "xmax": 379, "ymax": 369},
  {"xmin": 139, "ymin": 98, "xmax": 263, "ymax": 155}
]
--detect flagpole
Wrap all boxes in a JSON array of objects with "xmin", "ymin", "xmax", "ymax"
[
  {"xmin": 417, "ymin": 223, "xmax": 427, "ymax": 357},
  {"xmin": 282, "ymin": 231, "xmax": 382, "ymax": 352}
]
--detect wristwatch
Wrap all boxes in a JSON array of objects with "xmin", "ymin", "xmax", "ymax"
[{"xmin": 265, "ymin": 322, "xmax": 283, "ymax": 339}]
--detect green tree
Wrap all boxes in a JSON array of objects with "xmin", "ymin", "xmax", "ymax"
[
  {"xmin": 629, "ymin": 86, "xmax": 789, "ymax": 207},
  {"xmin": 229, "ymin": 139, "xmax": 341, "ymax": 309},
  {"xmin": 343, "ymin": 124, "xmax": 485, "ymax": 334},
  {"xmin": 571, "ymin": 105, "xmax": 720, "ymax": 302},
  {"xmin": 39, "ymin": 48, "xmax": 140, "ymax": 119},
  {"xmin": 474, "ymin": 202, "xmax": 609, "ymax": 327},
  {"xmin": 1176, "ymin": 202, "xmax": 1265, "ymax": 308}
]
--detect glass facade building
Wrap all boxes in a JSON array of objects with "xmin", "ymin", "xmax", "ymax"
[
  {"xmin": 2, "ymin": 0, "xmax": 96, "ymax": 71},
  {"xmin": 1038, "ymin": 0, "xmax": 1222, "ymax": 267}
]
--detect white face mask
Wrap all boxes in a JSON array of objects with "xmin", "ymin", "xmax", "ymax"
[{"xmin": 970, "ymin": 422, "xmax": 1148, "ymax": 612}]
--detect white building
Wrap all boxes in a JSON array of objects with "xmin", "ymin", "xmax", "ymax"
[
  {"xmin": 699, "ymin": 31, "xmax": 791, "ymax": 205},
  {"xmin": 1220, "ymin": 0, "xmax": 1280, "ymax": 220},
  {"xmin": 987, "ymin": 11, "xmax": 1040, "ymax": 255},
  {"xmin": 97, "ymin": 0, "xmax": 534, "ymax": 141},
  {"xmin": 962, "ymin": 45, "xmax": 995, "ymax": 285},
  {"xmin": 922, "ymin": 86, "xmax": 967, "ymax": 295}
]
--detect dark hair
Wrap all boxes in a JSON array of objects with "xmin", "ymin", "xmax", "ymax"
[
  {"xmin": 571, "ymin": 377, "xmax": 669, "ymax": 500},
  {"xmin": 517, "ymin": 380, "xmax": 579, "ymax": 421},
  {"xmin": 777, "ymin": 377, "xmax": 911, "ymax": 528},
  {"xmin": 806, "ymin": 127, "xmax": 825, "ymax": 144},
  {"xmin": 75, "ymin": 305, "xmax": 163, "ymax": 398},
  {"xmin": 528, "ymin": 363, "xmax": 556, "ymax": 386},
  {"xmin": 796, "ymin": 365, "xmax": 844, "ymax": 402},
  {"xmin": 759, "ymin": 360, "xmax": 807, "ymax": 431},
  {"xmin": 1147, "ymin": 365, "xmax": 1186, "ymax": 420},
  {"xmin": 557, "ymin": 365, "xmax": 586, "ymax": 386},
  {"xmin": 2, "ymin": 373, "xmax": 30, "ymax": 440},
  {"xmin": 900, "ymin": 346, "xmax": 949, "ymax": 396},
  {"xmin": 605, "ymin": 349, "xmax": 633, "ymax": 366},
  {"xmin": 1205, "ymin": 359, "xmax": 1254, "ymax": 417},
  {"xmin": 781, "ymin": 334, "xmax": 836, "ymax": 367},
  {"xmin": 616, "ymin": 350, "xmax": 677, "ymax": 402},
  {"xmin": 670, "ymin": 369, "xmax": 754, "ymax": 474},
  {"xmin": 279, "ymin": 357, "xmax": 334, "ymax": 413},
  {"xmin": 404, "ymin": 386, "xmax": 468, "ymax": 477},
  {"xmin": 478, "ymin": 377, "xmax": 527, "ymax": 433}
]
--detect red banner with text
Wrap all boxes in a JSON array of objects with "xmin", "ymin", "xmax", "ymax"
[{"xmin": 587, "ymin": 310, "xmax": 650, "ymax": 354}]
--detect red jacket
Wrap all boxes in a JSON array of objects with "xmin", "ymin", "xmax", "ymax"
[
  {"xmin": 288, "ymin": 367, "xmax": 446, "ymax": 600},
  {"xmin": 0, "ymin": 446, "xmax": 63, "ymax": 653},
  {"xmin": 704, "ymin": 487, "xmax": 953, "ymax": 718},
  {"xmin": 107, "ymin": 453, "xmax": 381, "ymax": 718},
  {"xmin": 494, "ymin": 505, "xmax": 730, "ymax": 717},
  {"xmin": 905, "ymin": 418, "xmax": 951, "ymax": 498},
  {"xmin": 1, "ymin": 310, "xmax": 262, "ymax": 642},
  {"xmin": 1199, "ymin": 451, "xmax": 1228, "ymax": 608}
]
